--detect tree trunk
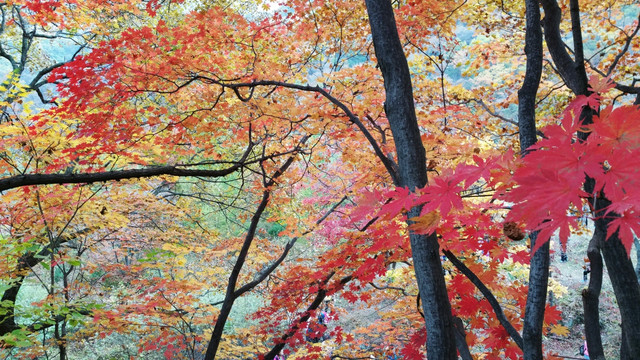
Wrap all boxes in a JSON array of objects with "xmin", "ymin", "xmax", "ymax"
[
  {"xmin": 204, "ymin": 190, "xmax": 272, "ymax": 360},
  {"xmin": 522, "ymin": 235, "xmax": 549, "ymax": 360},
  {"xmin": 634, "ymin": 237, "xmax": 640, "ymax": 280},
  {"xmin": 582, "ymin": 232, "xmax": 605, "ymax": 360},
  {"xmin": 0, "ymin": 278, "xmax": 21, "ymax": 336},
  {"xmin": 517, "ymin": 0, "xmax": 548, "ymax": 358},
  {"xmin": 598, "ymin": 213, "xmax": 640, "ymax": 356},
  {"xmin": 540, "ymin": 0, "xmax": 640, "ymax": 356},
  {"xmin": 453, "ymin": 316, "xmax": 473, "ymax": 360},
  {"xmin": 365, "ymin": 1, "xmax": 456, "ymax": 358},
  {"xmin": 517, "ymin": 0, "xmax": 542, "ymax": 155},
  {"xmin": 620, "ymin": 327, "xmax": 631, "ymax": 360}
]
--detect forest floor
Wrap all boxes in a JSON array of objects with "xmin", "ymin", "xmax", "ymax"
[{"xmin": 545, "ymin": 224, "xmax": 624, "ymax": 359}]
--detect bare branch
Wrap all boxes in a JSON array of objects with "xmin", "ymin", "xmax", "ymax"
[
  {"xmin": 191, "ymin": 76, "xmax": 400, "ymax": 185},
  {"xmin": 606, "ymin": 12, "xmax": 640, "ymax": 76}
]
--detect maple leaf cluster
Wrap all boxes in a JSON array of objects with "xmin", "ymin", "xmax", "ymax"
[{"xmin": 508, "ymin": 77, "xmax": 640, "ymax": 254}]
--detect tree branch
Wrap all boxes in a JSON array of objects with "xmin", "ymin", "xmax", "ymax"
[
  {"xmin": 442, "ymin": 249, "xmax": 524, "ymax": 349},
  {"xmin": 606, "ymin": 12, "xmax": 640, "ymax": 77},
  {"xmin": 540, "ymin": 0, "xmax": 587, "ymax": 94},
  {"xmin": 204, "ymin": 138, "xmax": 305, "ymax": 360},
  {"xmin": 263, "ymin": 273, "xmax": 353, "ymax": 360},
  {"xmin": 234, "ymin": 196, "xmax": 348, "ymax": 298},
  {"xmin": 192, "ymin": 76, "xmax": 400, "ymax": 185},
  {"xmin": 0, "ymin": 141, "xmax": 255, "ymax": 192}
]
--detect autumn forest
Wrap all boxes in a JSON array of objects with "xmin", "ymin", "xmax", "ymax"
[{"xmin": 1, "ymin": 0, "xmax": 640, "ymax": 359}]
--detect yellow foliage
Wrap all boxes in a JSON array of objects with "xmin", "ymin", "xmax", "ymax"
[{"xmin": 549, "ymin": 324, "xmax": 570, "ymax": 337}]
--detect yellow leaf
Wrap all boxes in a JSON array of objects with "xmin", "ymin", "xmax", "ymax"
[{"xmin": 549, "ymin": 324, "xmax": 569, "ymax": 337}]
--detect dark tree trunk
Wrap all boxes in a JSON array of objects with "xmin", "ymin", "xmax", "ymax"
[
  {"xmin": 582, "ymin": 230, "xmax": 605, "ymax": 360},
  {"xmin": 634, "ymin": 237, "xmax": 640, "ymax": 280},
  {"xmin": 453, "ymin": 316, "xmax": 473, "ymax": 360},
  {"xmin": 540, "ymin": 0, "xmax": 640, "ymax": 356},
  {"xmin": 0, "ymin": 278, "xmax": 22, "ymax": 336},
  {"xmin": 598, "ymin": 211, "xmax": 640, "ymax": 356},
  {"xmin": 365, "ymin": 1, "xmax": 456, "ymax": 358},
  {"xmin": 539, "ymin": 0, "xmax": 588, "ymax": 95},
  {"xmin": 517, "ymin": 0, "xmax": 542, "ymax": 154},
  {"xmin": 517, "ymin": 1, "xmax": 548, "ymax": 359},
  {"xmin": 620, "ymin": 327, "xmax": 631, "ymax": 360},
  {"xmin": 204, "ymin": 189, "xmax": 273, "ymax": 360},
  {"xmin": 522, "ymin": 235, "xmax": 549, "ymax": 360}
]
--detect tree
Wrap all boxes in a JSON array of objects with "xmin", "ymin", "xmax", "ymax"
[
  {"xmin": 517, "ymin": 1, "xmax": 547, "ymax": 359},
  {"xmin": 538, "ymin": 0, "xmax": 640, "ymax": 357},
  {"xmin": 365, "ymin": 0, "xmax": 455, "ymax": 358},
  {"xmin": 2, "ymin": 0, "xmax": 640, "ymax": 359}
]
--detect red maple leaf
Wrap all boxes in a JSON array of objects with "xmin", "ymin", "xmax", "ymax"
[
  {"xmin": 379, "ymin": 187, "xmax": 417, "ymax": 218},
  {"xmin": 483, "ymin": 326, "xmax": 509, "ymax": 350},
  {"xmin": 400, "ymin": 328, "xmax": 426, "ymax": 360},
  {"xmin": 599, "ymin": 150, "xmax": 640, "ymax": 202},
  {"xmin": 570, "ymin": 93, "xmax": 601, "ymax": 112},
  {"xmin": 417, "ymin": 175, "xmax": 464, "ymax": 215},
  {"xmin": 536, "ymin": 141, "xmax": 604, "ymax": 181},
  {"xmin": 592, "ymin": 105, "xmax": 640, "ymax": 153},
  {"xmin": 534, "ymin": 214, "xmax": 578, "ymax": 252},
  {"xmin": 509, "ymin": 167, "xmax": 584, "ymax": 233},
  {"xmin": 544, "ymin": 304, "xmax": 563, "ymax": 326},
  {"xmin": 606, "ymin": 210, "xmax": 640, "ymax": 255},
  {"xmin": 351, "ymin": 189, "xmax": 385, "ymax": 223},
  {"xmin": 588, "ymin": 74, "xmax": 615, "ymax": 93}
]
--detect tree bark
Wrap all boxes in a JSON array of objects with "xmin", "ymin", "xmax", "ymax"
[
  {"xmin": 540, "ymin": 0, "xmax": 640, "ymax": 356},
  {"xmin": 0, "ymin": 145, "xmax": 255, "ymax": 193},
  {"xmin": 522, "ymin": 235, "xmax": 549, "ymax": 360},
  {"xmin": 597, "ymin": 208, "xmax": 640, "ymax": 356},
  {"xmin": 539, "ymin": 0, "xmax": 588, "ymax": 95},
  {"xmin": 634, "ymin": 237, "xmax": 640, "ymax": 280},
  {"xmin": 453, "ymin": 316, "xmax": 473, "ymax": 360},
  {"xmin": 582, "ymin": 231, "xmax": 605, "ymax": 360},
  {"xmin": 517, "ymin": 1, "xmax": 549, "ymax": 359},
  {"xmin": 517, "ymin": 0, "xmax": 543, "ymax": 154},
  {"xmin": 365, "ymin": 1, "xmax": 456, "ymax": 358}
]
